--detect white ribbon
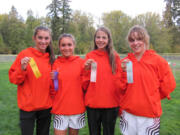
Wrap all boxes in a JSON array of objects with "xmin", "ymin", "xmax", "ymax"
[
  {"xmin": 126, "ymin": 61, "xmax": 133, "ymax": 83},
  {"xmin": 90, "ymin": 62, "xmax": 97, "ymax": 82}
]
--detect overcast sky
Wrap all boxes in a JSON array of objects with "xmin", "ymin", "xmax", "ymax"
[{"xmin": 0, "ymin": 0, "xmax": 166, "ymax": 20}]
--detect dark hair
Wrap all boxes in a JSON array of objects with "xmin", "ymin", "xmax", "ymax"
[
  {"xmin": 94, "ymin": 26, "xmax": 116, "ymax": 74},
  {"xmin": 58, "ymin": 33, "xmax": 76, "ymax": 46},
  {"xmin": 33, "ymin": 26, "xmax": 55, "ymax": 64}
]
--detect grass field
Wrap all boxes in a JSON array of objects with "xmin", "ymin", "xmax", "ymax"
[{"xmin": 0, "ymin": 61, "xmax": 180, "ymax": 135}]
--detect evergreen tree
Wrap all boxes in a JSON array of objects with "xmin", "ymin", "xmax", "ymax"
[
  {"xmin": 163, "ymin": 0, "xmax": 174, "ymax": 28},
  {"xmin": 0, "ymin": 6, "xmax": 26, "ymax": 54},
  {"xmin": 47, "ymin": 0, "xmax": 62, "ymax": 40},
  {"xmin": 163, "ymin": 0, "xmax": 180, "ymax": 52},
  {"xmin": 164, "ymin": 0, "xmax": 180, "ymax": 28},
  {"xmin": 8, "ymin": 6, "xmax": 26, "ymax": 53},
  {"xmin": 172, "ymin": 0, "xmax": 180, "ymax": 28},
  {"xmin": 0, "ymin": 33, "xmax": 6, "ymax": 53},
  {"xmin": 9, "ymin": 6, "xmax": 18, "ymax": 19},
  {"xmin": 25, "ymin": 10, "xmax": 42, "ymax": 47},
  {"xmin": 47, "ymin": 0, "xmax": 72, "ymax": 40},
  {"xmin": 60, "ymin": 0, "xmax": 72, "ymax": 33}
]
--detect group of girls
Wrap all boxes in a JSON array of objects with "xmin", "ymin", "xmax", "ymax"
[{"xmin": 9, "ymin": 25, "xmax": 176, "ymax": 135}]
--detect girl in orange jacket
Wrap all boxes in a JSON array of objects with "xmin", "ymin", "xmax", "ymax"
[
  {"xmin": 9, "ymin": 26, "xmax": 55, "ymax": 135},
  {"xmin": 83, "ymin": 26, "xmax": 123, "ymax": 135},
  {"xmin": 119, "ymin": 25, "xmax": 176, "ymax": 135},
  {"xmin": 51, "ymin": 34, "xmax": 85, "ymax": 135}
]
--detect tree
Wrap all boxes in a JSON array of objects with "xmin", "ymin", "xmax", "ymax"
[
  {"xmin": 25, "ymin": 10, "xmax": 42, "ymax": 47},
  {"xmin": 0, "ymin": 14, "xmax": 10, "ymax": 53},
  {"xmin": 164, "ymin": 0, "xmax": 180, "ymax": 27},
  {"xmin": 102, "ymin": 11, "xmax": 132, "ymax": 53},
  {"xmin": 60, "ymin": 0, "xmax": 72, "ymax": 33},
  {"xmin": 9, "ymin": 6, "xmax": 24, "ymax": 22},
  {"xmin": 133, "ymin": 12, "xmax": 172, "ymax": 52},
  {"xmin": 47, "ymin": 0, "xmax": 62, "ymax": 40},
  {"xmin": 163, "ymin": 0, "xmax": 180, "ymax": 52},
  {"xmin": 47, "ymin": 0, "xmax": 72, "ymax": 40},
  {"xmin": 0, "ymin": 15, "xmax": 8, "ymax": 53},
  {"xmin": 171, "ymin": 0, "xmax": 180, "ymax": 27},
  {"xmin": 0, "ymin": 6, "xmax": 26, "ymax": 54},
  {"xmin": 163, "ymin": 0, "xmax": 174, "ymax": 28},
  {"xmin": 68, "ymin": 10, "xmax": 95, "ymax": 54},
  {"xmin": 0, "ymin": 33, "xmax": 6, "ymax": 53}
]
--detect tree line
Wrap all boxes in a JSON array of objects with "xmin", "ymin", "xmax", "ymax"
[{"xmin": 0, "ymin": 0, "xmax": 179, "ymax": 54}]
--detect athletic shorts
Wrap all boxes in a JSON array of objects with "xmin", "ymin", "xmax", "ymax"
[
  {"xmin": 53, "ymin": 113, "xmax": 85, "ymax": 130},
  {"xmin": 120, "ymin": 111, "xmax": 160, "ymax": 135}
]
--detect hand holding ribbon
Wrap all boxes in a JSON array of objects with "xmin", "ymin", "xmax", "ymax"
[{"xmin": 21, "ymin": 57, "xmax": 31, "ymax": 70}]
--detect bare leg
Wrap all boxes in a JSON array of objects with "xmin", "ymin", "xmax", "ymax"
[
  {"xmin": 54, "ymin": 128, "xmax": 67, "ymax": 135},
  {"xmin": 69, "ymin": 128, "xmax": 79, "ymax": 135}
]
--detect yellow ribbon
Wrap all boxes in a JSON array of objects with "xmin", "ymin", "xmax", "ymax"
[{"xmin": 29, "ymin": 58, "xmax": 42, "ymax": 78}]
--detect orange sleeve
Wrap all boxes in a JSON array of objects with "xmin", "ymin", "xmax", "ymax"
[
  {"xmin": 81, "ymin": 69, "xmax": 90, "ymax": 91},
  {"xmin": 9, "ymin": 53, "xmax": 27, "ymax": 85},
  {"xmin": 81, "ymin": 55, "xmax": 91, "ymax": 91},
  {"xmin": 158, "ymin": 57, "xmax": 176, "ymax": 99},
  {"xmin": 50, "ymin": 79, "xmax": 57, "ymax": 99},
  {"xmin": 50, "ymin": 62, "xmax": 58, "ymax": 99},
  {"xmin": 114, "ymin": 55, "xmax": 127, "ymax": 94}
]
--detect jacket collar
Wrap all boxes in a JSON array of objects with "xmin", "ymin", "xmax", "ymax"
[
  {"xmin": 29, "ymin": 47, "xmax": 49, "ymax": 58},
  {"xmin": 56, "ymin": 55, "xmax": 80, "ymax": 63},
  {"xmin": 128, "ymin": 49, "xmax": 155, "ymax": 62}
]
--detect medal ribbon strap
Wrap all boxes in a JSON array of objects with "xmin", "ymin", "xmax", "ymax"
[
  {"xmin": 126, "ymin": 61, "xmax": 133, "ymax": 83},
  {"xmin": 54, "ymin": 71, "xmax": 59, "ymax": 91},
  {"xmin": 29, "ymin": 58, "xmax": 42, "ymax": 78},
  {"xmin": 90, "ymin": 62, "xmax": 97, "ymax": 82}
]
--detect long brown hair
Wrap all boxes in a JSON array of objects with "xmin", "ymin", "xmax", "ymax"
[
  {"xmin": 94, "ymin": 26, "xmax": 116, "ymax": 74},
  {"xmin": 33, "ymin": 26, "xmax": 55, "ymax": 64}
]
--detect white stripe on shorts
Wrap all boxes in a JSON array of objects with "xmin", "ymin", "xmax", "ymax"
[{"xmin": 54, "ymin": 113, "xmax": 85, "ymax": 130}]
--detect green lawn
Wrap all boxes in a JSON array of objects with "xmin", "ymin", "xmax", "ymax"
[{"xmin": 0, "ymin": 62, "xmax": 179, "ymax": 135}]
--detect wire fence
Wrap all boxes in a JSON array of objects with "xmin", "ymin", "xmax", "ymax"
[{"xmin": 0, "ymin": 53, "xmax": 179, "ymax": 76}]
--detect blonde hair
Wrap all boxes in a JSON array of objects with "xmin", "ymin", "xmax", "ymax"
[{"xmin": 127, "ymin": 25, "xmax": 150, "ymax": 49}]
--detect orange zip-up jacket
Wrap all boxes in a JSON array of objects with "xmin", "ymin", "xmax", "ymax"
[
  {"xmin": 51, "ymin": 56, "xmax": 86, "ymax": 115},
  {"xmin": 82, "ymin": 50, "xmax": 123, "ymax": 108},
  {"xmin": 9, "ymin": 47, "xmax": 53, "ymax": 111},
  {"xmin": 119, "ymin": 50, "xmax": 176, "ymax": 117}
]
